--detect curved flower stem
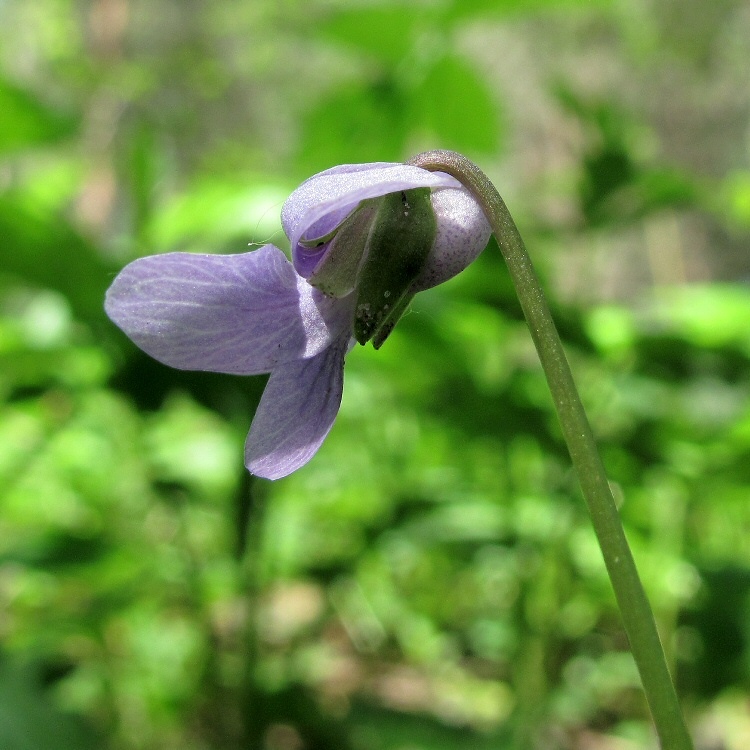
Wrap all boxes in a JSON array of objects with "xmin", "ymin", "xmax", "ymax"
[{"xmin": 408, "ymin": 150, "xmax": 693, "ymax": 750}]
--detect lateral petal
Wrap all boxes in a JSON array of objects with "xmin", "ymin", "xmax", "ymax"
[{"xmin": 105, "ymin": 244, "xmax": 349, "ymax": 375}]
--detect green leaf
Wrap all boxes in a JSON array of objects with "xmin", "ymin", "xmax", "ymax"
[
  {"xmin": 298, "ymin": 82, "xmax": 408, "ymax": 174},
  {"xmin": 414, "ymin": 54, "xmax": 501, "ymax": 154},
  {"xmin": 0, "ymin": 197, "xmax": 112, "ymax": 324},
  {"xmin": 0, "ymin": 659, "xmax": 100, "ymax": 750},
  {"xmin": 653, "ymin": 285, "xmax": 750, "ymax": 352},
  {"xmin": 149, "ymin": 178, "xmax": 289, "ymax": 252},
  {"xmin": 0, "ymin": 78, "xmax": 76, "ymax": 155},
  {"xmin": 318, "ymin": 6, "xmax": 425, "ymax": 64},
  {"xmin": 119, "ymin": 123, "xmax": 164, "ymax": 243},
  {"xmin": 723, "ymin": 171, "xmax": 750, "ymax": 227},
  {"xmin": 442, "ymin": 0, "xmax": 612, "ymax": 22}
]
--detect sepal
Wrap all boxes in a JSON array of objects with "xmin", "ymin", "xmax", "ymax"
[{"xmin": 353, "ymin": 188, "xmax": 436, "ymax": 345}]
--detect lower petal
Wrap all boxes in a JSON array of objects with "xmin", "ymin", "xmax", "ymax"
[{"xmin": 245, "ymin": 335, "xmax": 349, "ymax": 479}]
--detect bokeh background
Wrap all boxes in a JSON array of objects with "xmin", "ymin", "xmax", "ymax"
[{"xmin": 1, "ymin": 0, "xmax": 750, "ymax": 748}]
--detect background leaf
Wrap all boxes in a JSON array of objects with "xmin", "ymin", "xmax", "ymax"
[
  {"xmin": 415, "ymin": 54, "xmax": 502, "ymax": 154},
  {"xmin": 0, "ymin": 77, "xmax": 76, "ymax": 155}
]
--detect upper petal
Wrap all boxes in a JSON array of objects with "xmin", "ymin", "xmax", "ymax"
[
  {"xmin": 282, "ymin": 163, "xmax": 461, "ymax": 278},
  {"xmin": 245, "ymin": 334, "xmax": 349, "ymax": 479},
  {"xmin": 105, "ymin": 244, "xmax": 351, "ymax": 375},
  {"xmin": 411, "ymin": 186, "xmax": 491, "ymax": 292}
]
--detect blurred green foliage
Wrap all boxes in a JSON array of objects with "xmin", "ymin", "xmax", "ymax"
[{"xmin": 1, "ymin": 0, "xmax": 750, "ymax": 749}]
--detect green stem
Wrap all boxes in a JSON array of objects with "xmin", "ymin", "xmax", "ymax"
[{"xmin": 408, "ymin": 150, "xmax": 693, "ymax": 750}]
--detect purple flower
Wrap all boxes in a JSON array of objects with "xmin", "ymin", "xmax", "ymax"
[{"xmin": 105, "ymin": 163, "xmax": 490, "ymax": 479}]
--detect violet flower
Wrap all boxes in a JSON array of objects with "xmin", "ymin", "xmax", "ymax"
[{"xmin": 105, "ymin": 163, "xmax": 490, "ymax": 479}]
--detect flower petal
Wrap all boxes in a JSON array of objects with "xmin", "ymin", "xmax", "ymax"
[
  {"xmin": 412, "ymin": 186, "xmax": 491, "ymax": 292},
  {"xmin": 105, "ymin": 244, "xmax": 350, "ymax": 375},
  {"xmin": 245, "ymin": 335, "xmax": 349, "ymax": 479},
  {"xmin": 282, "ymin": 163, "xmax": 461, "ymax": 278}
]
